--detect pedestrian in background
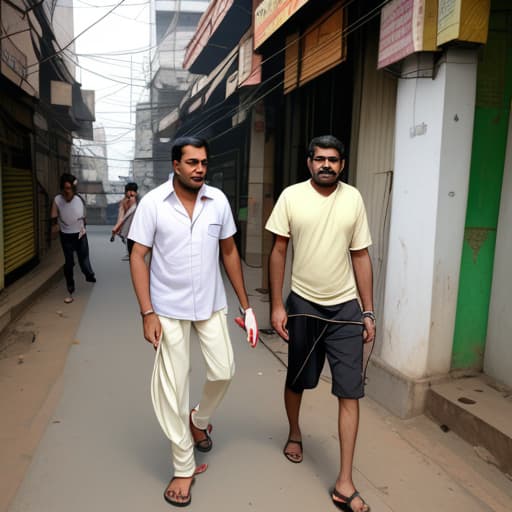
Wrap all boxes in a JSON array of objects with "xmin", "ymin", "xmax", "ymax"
[
  {"xmin": 51, "ymin": 173, "xmax": 96, "ymax": 304},
  {"xmin": 129, "ymin": 136, "xmax": 258, "ymax": 507},
  {"xmin": 111, "ymin": 181, "xmax": 138, "ymax": 260},
  {"xmin": 266, "ymin": 135, "xmax": 375, "ymax": 512}
]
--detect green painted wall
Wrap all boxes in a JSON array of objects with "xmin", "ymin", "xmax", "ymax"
[{"xmin": 452, "ymin": 5, "xmax": 512, "ymax": 369}]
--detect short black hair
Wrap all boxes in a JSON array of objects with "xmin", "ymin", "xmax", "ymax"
[
  {"xmin": 125, "ymin": 182, "xmax": 138, "ymax": 193},
  {"xmin": 60, "ymin": 173, "xmax": 77, "ymax": 190},
  {"xmin": 171, "ymin": 136, "xmax": 209, "ymax": 162},
  {"xmin": 307, "ymin": 135, "xmax": 345, "ymax": 159}
]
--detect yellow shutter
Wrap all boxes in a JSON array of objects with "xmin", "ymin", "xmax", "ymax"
[
  {"xmin": 284, "ymin": 32, "xmax": 300, "ymax": 94},
  {"xmin": 2, "ymin": 167, "xmax": 36, "ymax": 275}
]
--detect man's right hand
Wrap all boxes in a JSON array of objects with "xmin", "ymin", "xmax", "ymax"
[
  {"xmin": 143, "ymin": 314, "xmax": 162, "ymax": 350},
  {"xmin": 271, "ymin": 305, "xmax": 289, "ymax": 341},
  {"xmin": 51, "ymin": 224, "xmax": 59, "ymax": 240}
]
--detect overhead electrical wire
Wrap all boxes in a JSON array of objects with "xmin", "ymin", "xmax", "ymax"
[
  {"xmin": 74, "ymin": 0, "xmax": 391, "ymax": 170},
  {"xmin": 175, "ymin": 0, "xmax": 391, "ymax": 139},
  {"xmin": 27, "ymin": 0, "xmax": 129, "ymax": 70},
  {"xmin": 75, "ymin": 0, "xmax": 149, "ymax": 8},
  {"xmin": 62, "ymin": 49, "xmax": 148, "ymax": 87},
  {"xmin": 75, "ymin": 43, "xmax": 157, "ymax": 57}
]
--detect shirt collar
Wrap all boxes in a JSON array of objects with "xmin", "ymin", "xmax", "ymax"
[{"xmin": 162, "ymin": 173, "xmax": 214, "ymax": 202}]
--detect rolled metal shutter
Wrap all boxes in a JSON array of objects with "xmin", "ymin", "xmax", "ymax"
[{"xmin": 2, "ymin": 167, "xmax": 36, "ymax": 275}]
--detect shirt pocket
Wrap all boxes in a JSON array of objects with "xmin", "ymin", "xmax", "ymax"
[{"xmin": 208, "ymin": 223, "xmax": 222, "ymax": 238}]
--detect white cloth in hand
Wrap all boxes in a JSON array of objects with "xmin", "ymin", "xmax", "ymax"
[{"xmin": 244, "ymin": 308, "xmax": 258, "ymax": 348}]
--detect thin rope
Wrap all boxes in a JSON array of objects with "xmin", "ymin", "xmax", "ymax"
[{"xmin": 287, "ymin": 313, "xmax": 364, "ymax": 386}]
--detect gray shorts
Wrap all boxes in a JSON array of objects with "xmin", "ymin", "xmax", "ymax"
[{"xmin": 285, "ymin": 292, "xmax": 365, "ymax": 399}]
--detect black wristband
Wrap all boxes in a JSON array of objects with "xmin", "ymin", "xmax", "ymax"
[{"xmin": 362, "ymin": 311, "xmax": 376, "ymax": 322}]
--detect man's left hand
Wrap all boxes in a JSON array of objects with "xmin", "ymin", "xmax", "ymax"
[{"xmin": 362, "ymin": 317, "xmax": 376, "ymax": 344}]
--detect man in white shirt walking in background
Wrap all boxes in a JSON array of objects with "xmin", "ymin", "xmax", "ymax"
[
  {"xmin": 129, "ymin": 136, "xmax": 258, "ymax": 507},
  {"xmin": 51, "ymin": 173, "xmax": 96, "ymax": 304}
]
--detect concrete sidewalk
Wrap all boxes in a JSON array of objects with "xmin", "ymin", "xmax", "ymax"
[
  {"xmin": 5, "ymin": 227, "xmax": 512, "ymax": 512},
  {"xmin": 0, "ymin": 244, "xmax": 63, "ymax": 337}
]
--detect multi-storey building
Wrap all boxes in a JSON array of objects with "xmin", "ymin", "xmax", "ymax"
[
  {"xmin": 133, "ymin": 0, "xmax": 210, "ymax": 192},
  {"xmin": 0, "ymin": 0, "xmax": 94, "ymax": 289}
]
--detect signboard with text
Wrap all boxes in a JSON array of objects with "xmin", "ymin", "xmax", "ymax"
[
  {"xmin": 254, "ymin": 0, "xmax": 310, "ymax": 49},
  {"xmin": 437, "ymin": 0, "xmax": 489, "ymax": 46},
  {"xmin": 378, "ymin": 0, "xmax": 438, "ymax": 69}
]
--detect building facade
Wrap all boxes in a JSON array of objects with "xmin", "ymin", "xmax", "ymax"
[
  {"xmin": 133, "ymin": 0, "xmax": 210, "ymax": 193},
  {"xmin": 0, "ymin": 0, "xmax": 94, "ymax": 290},
  {"xmin": 146, "ymin": 1, "xmax": 511, "ymax": 423}
]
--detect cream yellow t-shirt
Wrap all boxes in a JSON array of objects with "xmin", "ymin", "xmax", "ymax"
[{"xmin": 265, "ymin": 180, "xmax": 372, "ymax": 305}]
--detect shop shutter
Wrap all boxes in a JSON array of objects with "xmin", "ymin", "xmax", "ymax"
[
  {"xmin": 299, "ymin": 5, "xmax": 346, "ymax": 87},
  {"xmin": 2, "ymin": 167, "xmax": 36, "ymax": 275},
  {"xmin": 284, "ymin": 32, "xmax": 300, "ymax": 94}
]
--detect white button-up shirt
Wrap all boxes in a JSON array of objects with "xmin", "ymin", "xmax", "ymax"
[{"xmin": 128, "ymin": 177, "xmax": 237, "ymax": 321}]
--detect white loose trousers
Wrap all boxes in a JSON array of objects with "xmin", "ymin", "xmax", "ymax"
[{"xmin": 151, "ymin": 309, "xmax": 235, "ymax": 477}]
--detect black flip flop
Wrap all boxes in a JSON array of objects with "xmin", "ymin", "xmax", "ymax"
[
  {"xmin": 331, "ymin": 488, "xmax": 370, "ymax": 512},
  {"xmin": 190, "ymin": 409, "xmax": 213, "ymax": 452},
  {"xmin": 283, "ymin": 438, "xmax": 303, "ymax": 463},
  {"xmin": 164, "ymin": 477, "xmax": 195, "ymax": 507}
]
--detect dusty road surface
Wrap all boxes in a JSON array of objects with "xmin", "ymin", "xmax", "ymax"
[
  {"xmin": 0, "ymin": 255, "xmax": 92, "ymax": 512},
  {"xmin": 2, "ymin": 226, "xmax": 512, "ymax": 512}
]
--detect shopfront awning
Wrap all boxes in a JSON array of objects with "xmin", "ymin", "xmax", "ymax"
[
  {"xmin": 173, "ymin": 46, "xmax": 240, "ymax": 138},
  {"xmin": 183, "ymin": 0, "xmax": 252, "ymax": 75}
]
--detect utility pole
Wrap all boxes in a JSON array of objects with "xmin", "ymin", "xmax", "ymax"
[{"xmin": 130, "ymin": 55, "xmax": 133, "ymax": 126}]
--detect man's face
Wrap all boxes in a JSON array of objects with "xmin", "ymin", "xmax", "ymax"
[
  {"xmin": 62, "ymin": 182, "xmax": 74, "ymax": 201},
  {"xmin": 173, "ymin": 145, "xmax": 208, "ymax": 192},
  {"xmin": 307, "ymin": 146, "xmax": 344, "ymax": 188},
  {"xmin": 125, "ymin": 190, "xmax": 137, "ymax": 203}
]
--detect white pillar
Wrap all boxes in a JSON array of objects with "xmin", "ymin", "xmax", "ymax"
[
  {"xmin": 381, "ymin": 49, "xmax": 478, "ymax": 380},
  {"xmin": 245, "ymin": 104, "xmax": 267, "ymax": 267},
  {"xmin": 484, "ymin": 111, "xmax": 512, "ymax": 387}
]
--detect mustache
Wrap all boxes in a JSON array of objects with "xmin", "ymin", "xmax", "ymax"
[{"xmin": 318, "ymin": 168, "xmax": 337, "ymax": 176}]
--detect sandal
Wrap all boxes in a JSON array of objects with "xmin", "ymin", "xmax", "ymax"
[
  {"xmin": 164, "ymin": 477, "xmax": 194, "ymax": 507},
  {"xmin": 163, "ymin": 465, "xmax": 207, "ymax": 508},
  {"xmin": 331, "ymin": 488, "xmax": 370, "ymax": 512},
  {"xmin": 283, "ymin": 438, "xmax": 303, "ymax": 463},
  {"xmin": 189, "ymin": 409, "xmax": 213, "ymax": 452}
]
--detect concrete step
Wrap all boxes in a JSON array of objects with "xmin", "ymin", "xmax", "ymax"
[{"xmin": 426, "ymin": 375, "xmax": 512, "ymax": 476}]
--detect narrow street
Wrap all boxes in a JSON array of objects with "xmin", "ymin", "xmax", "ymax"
[{"xmin": 5, "ymin": 227, "xmax": 512, "ymax": 512}]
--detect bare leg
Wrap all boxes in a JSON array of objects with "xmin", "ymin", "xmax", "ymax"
[
  {"xmin": 283, "ymin": 385, "xmax": 303, "ymax": 462},
  {"xmin": 332, "ymin": 398, "xmax": 368, "ymax": 511}
]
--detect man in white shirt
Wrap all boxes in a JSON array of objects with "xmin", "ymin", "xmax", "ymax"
[
  {"xmin": 266, "ymin": 135, "xmax": 375, "ymax": 512},
  {"xmin": 51, "ymin": 173, "xmax": 96, "ymax": 304},
  {"xmin": 129, "ymin": 136, "xmax": 258, "ymax": 507}
]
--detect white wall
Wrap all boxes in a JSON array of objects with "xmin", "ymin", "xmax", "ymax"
[
  {"xmin": 53, "ymin": 0, "xmax": 76, "ymax": 78},
  {"xmin": 1, "ymin": 2, "xmax": 40, "ymax": 96},
  {"xmin": 484, "ymin": 111, "xmax": 512, "ymax": 388},
  {"xmin": 381, "ymin": 49, "xmax": 478, "ymax": 380}
]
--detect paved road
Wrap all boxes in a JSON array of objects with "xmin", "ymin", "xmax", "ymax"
[{"xmin": 9, "ymin": 227, "xmax": 512, "ymax": 512}]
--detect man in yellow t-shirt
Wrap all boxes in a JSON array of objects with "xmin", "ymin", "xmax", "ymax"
[{"xmin": 266, "ymin": 135, "xmax": 375, "ymax": 512}]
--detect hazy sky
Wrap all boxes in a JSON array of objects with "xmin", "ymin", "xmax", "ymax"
[{"xmin": 72, "ymin": 0, "xmax": 151, "ymax": 181}]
